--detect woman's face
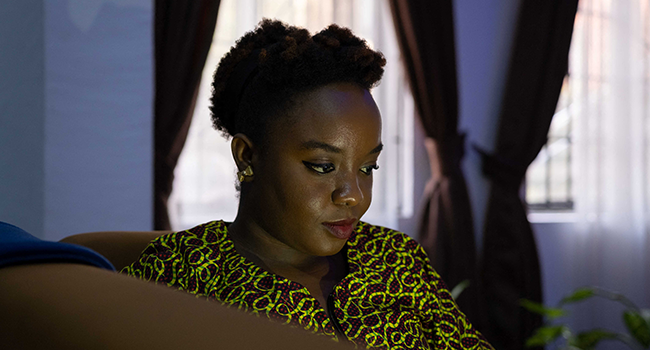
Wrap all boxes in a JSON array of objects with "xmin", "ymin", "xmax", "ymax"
[{"xmin": 249, "ymin": 83, "xmax": 382, "ymax": 257}]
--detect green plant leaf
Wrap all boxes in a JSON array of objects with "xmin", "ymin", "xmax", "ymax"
[
  {"xmin": 591, "ymin": 288, "xmax": 640, "ymax": 310},
  {"xmin": 526, "ymin": 325, "xmax": 567, "ymax": 347},
  {"xmin": 640, "ymin": 309, "xmax": 650, "ymax": 324},
  {"xmin": 520, "ymin": 299, "xmax": 568, "ymax": 319},
  {"xmin": 560, "ymin": 288, "xmax": 595, "ymax": 305},
  {"xmin": 568, "ymin": 329, "xmax": 619, "ymax": 350},
  {"xmin": 623, "ymin": 310, "xmax": 650, "ymax": 348},
  {"xmin": 450, "ymin": 280, "xmax": 470, "ymax": 300}
]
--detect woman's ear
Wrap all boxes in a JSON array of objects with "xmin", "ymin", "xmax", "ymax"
[{"xmin": 231, "ymin": 133, "xmax": 256, "ymax": 178}]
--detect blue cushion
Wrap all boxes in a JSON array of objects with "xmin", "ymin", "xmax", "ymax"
[{"xmin": 0, "ymin": 221, "xmax": 115, "ymax": 271}]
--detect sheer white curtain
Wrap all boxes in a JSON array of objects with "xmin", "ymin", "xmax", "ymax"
[{"xmin": 564, "ymin": 0, "xmax": 650, "ymax": 335}]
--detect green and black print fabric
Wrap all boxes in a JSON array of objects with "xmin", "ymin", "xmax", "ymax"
[{"xmin": 123, "ymin": 221, "xmax": 493, "ymax": 350}]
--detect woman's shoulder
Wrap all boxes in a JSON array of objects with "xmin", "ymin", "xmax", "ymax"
[
  {"xmin": 151, "ymin": 220, "xmax": 229, "ymax": 248},
  {"xmin": 123, "ymin": 221, "xmax": 231, "ymax": 269},
  {"xmin": 122, "ymin": 220, "xmax": 233, "ymax": 280}
]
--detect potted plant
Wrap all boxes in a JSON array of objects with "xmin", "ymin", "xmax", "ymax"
[{"xmin": 521, "ymin": 287, "xmax": 650, "ymax": 349}]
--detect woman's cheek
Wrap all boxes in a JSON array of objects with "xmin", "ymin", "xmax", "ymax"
[
  {"xmin": 360, "ymin": 177, "xmax": 373, "ymax": 212},
  {"xmin": 305, "ymin": 181, "xmax": 335, "ymax": 209}
]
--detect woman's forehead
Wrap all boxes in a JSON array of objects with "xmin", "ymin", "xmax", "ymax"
[
  {"xmin": 303, "ymin": 83, "xmax": 376, "ymax": 112},
  {"xmin": 277, "ymin": 84, "xmax": 383, "ymax": 154}
]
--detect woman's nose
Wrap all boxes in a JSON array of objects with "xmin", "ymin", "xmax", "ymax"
[{"xmin": 332, "ymin": 175, "xmax": 364, "ymax": 206}]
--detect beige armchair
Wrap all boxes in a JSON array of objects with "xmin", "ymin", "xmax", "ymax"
[{"xmin": 60, "ymin": 230, "xmax": 171, "ymax": 271}]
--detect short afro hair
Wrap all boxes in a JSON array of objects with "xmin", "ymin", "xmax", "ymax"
[{"xmin": 209, "ymin": 19, "xmax": 386, "ymax": 142}]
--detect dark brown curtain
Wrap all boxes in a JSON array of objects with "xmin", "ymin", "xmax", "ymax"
[
  {"xmin": 388, "ymin": 0, "xmax": 482, "ymax": 329},
  {"xmin": 478, "ymin": 1, "xmax": 579, "ymax": 349},
  {"xmin": 154, "ymin": 0, "xmax": 221, "ymax": 230}
]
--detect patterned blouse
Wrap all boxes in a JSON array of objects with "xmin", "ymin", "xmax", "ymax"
[{"xmin": 122, "ymin": 220, "xmax": 493, "ymax": 349}]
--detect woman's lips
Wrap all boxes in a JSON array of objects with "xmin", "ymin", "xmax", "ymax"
[{"xmin": 322, "ymin": 219, "xmax": 357, "ymax": 239}]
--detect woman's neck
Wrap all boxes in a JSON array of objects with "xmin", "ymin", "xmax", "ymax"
[
  {"xmin": 227, "ymin": 215, "xmax": 349, "ymax": 309},
  {"xmin": 227, "ymin": 216, "xmax": 331, "ymax": 275}
]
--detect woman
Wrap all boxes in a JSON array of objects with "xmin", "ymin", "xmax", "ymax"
[{"xmin": 124, "ymin": 19, "xmax": 492, "ymax": 349}]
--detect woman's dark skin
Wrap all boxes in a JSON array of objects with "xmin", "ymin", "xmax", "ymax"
[{"xmin": 228, "ymin": 82, "xmax": 383, "ymax": 311}]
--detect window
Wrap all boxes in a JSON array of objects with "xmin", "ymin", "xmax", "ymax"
[
  {"xmin": 168, "ymin": 0, "xmax": 416, "ymax": 231},
  {"xmin": 527, "ymin": 0, "xmax": 645, "ymax": 215},
  {"xmin": 527, "ymin": 0, "xmax": 650, "ymax": 222},
  {"xmin": 526, "ymin": 75, "xmax": 574, "ymax": 211}
]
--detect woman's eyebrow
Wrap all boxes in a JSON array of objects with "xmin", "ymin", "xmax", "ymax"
[
  {"xmin": 299, "ymin": 141, "xmax": 383, "ymax": 155},
  {"xmin": 369, "ymin": 143, "xmax": 383, "ymax": 155},
  {"xmin": 300, "ymin": 140, "xmax": 342, "ymax": 153}
]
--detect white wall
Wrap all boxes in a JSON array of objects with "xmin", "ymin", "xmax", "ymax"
[
  {"xmin": 0, "ymin": 0, "xmax": 153, "ymax": 240},
  {"xmin": 0, "ymin": 0, "xmax": 46, "ymax": 237},
  {"xmin": 43, "ymin": 0, "xmax": 153, "ymax": 240}
]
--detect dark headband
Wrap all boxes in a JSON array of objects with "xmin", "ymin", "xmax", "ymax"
[{"xmin": 223, "ymin": 49, "xmax": 262, "ymax": 116}]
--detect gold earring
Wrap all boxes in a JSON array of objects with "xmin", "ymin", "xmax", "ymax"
[{"xmin": 237, "ymin": 165, "xmax": 253, "ymax": 182}]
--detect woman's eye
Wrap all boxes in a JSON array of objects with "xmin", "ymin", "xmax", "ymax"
[
  {"xmin": 303, "ymin": 161, "xmax": 335, "ymax": 174},
  {"xmin": 360, "ymin": 164, "xmax": 379, "ymax": 175}
]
